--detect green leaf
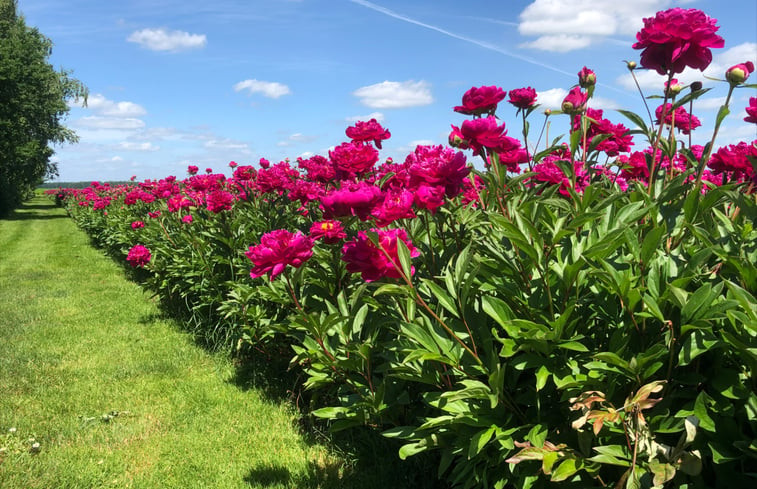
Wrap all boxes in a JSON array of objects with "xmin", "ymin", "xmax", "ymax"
[
  {"xmin": 526, "ymin": 424, "xmax": 548, "ymax": 448},
  {"xmin": 640, "ymin": 225, "xmax": 666, "ymax": 264},
  {"xmin": 399, "ymin": 441, "xmax": 427, "ymax": 460},
  {"xmin": 395, "ymin": 237, "xmax": 413, "ymax": 280},
  {"xmin": 481, "ymin": 295, "xmax": 515, "ymax": 333},
  {"xmin": 694, "ymin": 392, "xmax": 716, "ymax": 432},
  {"xmin": 617, "ymin": 109, "xmax": 649, "ymax": 133},
  {"xmin": 678, "ymin": 330, "xmax": 719, "ymax": 366},
  {"xmin": 422, "ymin": 279, "xmax": 459, "ymax": 318},
  {"xmin": 715, "ymin": 104, "xmax": 731, "ymax": 127},
  {"xmin": 550, "ymin": 457, "xmax": 581, "ymax": 482},
  {"xmin": 468, "ymin": 425, "xmax": 496, "ymax": 459}
]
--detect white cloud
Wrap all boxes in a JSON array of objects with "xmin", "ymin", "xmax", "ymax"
[
  {"xmin": 117, "ymin": 142, "xmax": 160, "ymax": 151},
  {"xmin": 518, "ymin": 0, "xmax": 669, "ymax": 52},
  {"xmin": 520, "ymin": 34, "xmax": 593, "ymax": 52},
  {"xmin": 536, "ymin": 88, "xmax": 568, "ymax": 110},
  {"xmin": 86, "ymin": 94, "xmax": 146, "ymax": 118},
  {"xmin": 233, "ymin": 79, "xmax": 291, "ymax": 99},
  {"xmin": 127, "ymin": 28, "xmax": 207, "ymax": 52},
  {"xmin": 75, "ymin": 116, "xmax": 145, "ymax": 130},
  {"xmin": 346, "ymin": 112, "xmax": 385, "ymax": 123},
  {"xmin": 204, "ymin": 138, "xmax": 251, "ymax": 152},
  {"xmin": 353, "ymin": 80, "xmax": 433, "ymax": 109},
  {"xmin": 277, "ymin": 133, "xmax": 318, "ymax": 147}
]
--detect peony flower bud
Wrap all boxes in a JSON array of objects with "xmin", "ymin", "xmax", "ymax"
[
  {"xmin": 578, "ymin": 67, "xmax": 596, "ymax": 88},
  {"xmin": 690, "ymin": 81, "xmax": 703, "ymax": 91},
  {"xmin": 626, "ymin": 60, "xmax": 637, "ymax": 70},
  {"xmin": 665, "ymin": 78, "xmax": 683, "ymax": 97},
  {"xmin": 726, "ymin": 61, "xmax": 754, "ymax": 85}
]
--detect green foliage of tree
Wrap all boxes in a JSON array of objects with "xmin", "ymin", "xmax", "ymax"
[{"xmin": 0, "ymin": 0, "xmax": 86, "ymax": 216}]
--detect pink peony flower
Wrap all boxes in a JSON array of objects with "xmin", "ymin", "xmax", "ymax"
[
  {"xmin": 320, "ymin": 181, "xmax": 383, "ymax": 220},
  {"xmin": 187, "ymin": 165, "xmax": 199, "ymax": 175},
  {"xmin": 182, "ymin": 214, "xmax": 193, "ymax": 224},
  {"xmin": 309, "ymin": 220, "xmax": 347, "ymax": 244},
  {"xmin": 341, "ymin": 228, "xmax": 420, "ymax": 282},
  {"xmin": 458, "ymin": 116, "xmax": 520, "ymax": 154},
  {"xmin": 206, "ymin": 190, "xmax": 234, "ymax": 213},
  {"xmin": 454, "ymin": 85, "xmax": 506, "ymax": 116},
  {"xmin": 745, "ymin": 97, "xmax": 757, "ymax": 124},
  {"xmin": 233, "ymin": 165, "xmax": 257, "ymax": 181},
  {"xmin": 573, "ymin": 109, "xmax": 633, "ymax": 157},
  {"xmin": 561, "ymin": 87, "xmax": 588, "ymax": 114},
  {"xmin": 726, "ymin": 61, "xmax": 755, "ymax": 85},
  {"xmin": 508, "ymin": 87, "xmax": 537, "ymax": 109},
  {"xmin": 298, "ymin": 155, "xmax": 336, "ymax": 183},
  {"xmin": 655, "ymin": 103, "xmax": 701, "ymax": 134},
  {"xmin": 228, "ymin": 161, "xmax": 238, "ymax": 168},
  {"xmin": 345, "ymin": 119, "xmax": 391, "ymax": 149},
  {"xmin": 405, "ymin": 145, "xmax": 469, "ymax": 198},
  {"xmin": 126, "ymin": 245, "xmax": 151, "ymax": 268},
  {"xmin": 329, "ymin": 141, "xmax": 379, "ymax": 177},
  {"xmin": 148, "ymin": 211, "xmax": 161, "ymax": 219},
  {"xmin": 707, "ymin": 141, "xmax": 756, "ymax": 181},
  {"xmin": 259, "ymin": 158, "xmax": 270, "ymax": 169},
  {"xmin": 372, "ymin": 188, "xmax": 416, "ymax": 227},
  {"xmin": 131, "ymin": 221, "xmax": 145, "ymax": 229},
  {"xmin": 632, "ymin": 8, "xmax": 724, "ymax": 75},
  {"xmin": 245, "ymin": 229, "xmax": 313, "ymax": 280}
]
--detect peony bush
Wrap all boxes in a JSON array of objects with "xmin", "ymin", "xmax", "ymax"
[{"xmin": 53, "ymin": 7, "xmax": 756, "ymax": 488}]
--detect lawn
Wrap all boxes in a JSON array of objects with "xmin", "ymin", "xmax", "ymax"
[{"xmin": 0, "ymin": 196, "xmax": 439, "ymax": 489}]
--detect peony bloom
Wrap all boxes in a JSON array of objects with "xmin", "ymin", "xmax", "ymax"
[
  {"xmin": 298, "ymin": 155, "xmax": 336, "ymax": 183},
  {"xmin": 131, "ymin": 221, "xmax": 145, "ymax": 229},
  {"xmin": 454, "ymin": 85, "xmax": 507, "ymax": 116},
  {"xmin": 320, "ymin": 181, "xmax": 383, "ymax": 220},
  {"xmin": 341, "ymin": 228, "xmax": 420, "ymax": 282},
  {"xmin": 707, "ymin": 141, "xmax": 756, "ymax": 181},
  {"xmin": 577, "ymin": 67, "xmax": 596, "ymax": 88},
  {"xmin": 372, "ymin": 188, "xmax": 416, "ymax": 226},
  {"xmin": 572, "ymin": 109, "xmax": 633, "ymax": 157},
  {"xmin": 533, "ymin": 158, "xmax": 590, "ymax": 196},
  {"xmin": 206, "ymin": 190, "xmax": 234, "ymax": 213},
  {"xmin": 329, "ymin": 141, "xmax": 379, "ymax": 177},
  {"xmin": 405, "ymin": 145, "xmax": 469, "ymax": 198},
  {"xmin": 618, "ymin": 151, "xmax": 650, "ymax": 182},
  {"xmin": 745, "ymin": 97, "xmax": 757, "ymax": 124},
  {"xmin": 187, "ymin": 165, "xmax": 199, "ymax": 175},
  {"xmin": 182, "ymin": 214, "xmax": 193, "ymax": 224},
  {"xmin": 508, "ymin": 87, "xmax": 537, "ymax": 109},
  {"xmin": 655, "ymin": 103, "xmax": 701, "ymax": 134},
  {"xmin": 309, "ymin": 220, "xmax": 347, "ymax": 244},
  {"xmin": 448, "ymin": 125, "xmax": 471, "ymax": 150},
  {"xmin": 126, "ymin": 245, "xmax": 151, "ymax": 268},
  {"xmin": 259, "ymin": 158, "xmax": 270, "ymax": 169},
  {"xmin": 228, "ymin": 161, "xmax": 238, "ymax": 168},
  {"xmin": 561, "ymin": 87, "xmax": 588, "ymax": 114},
  {"xmin": 345, "ymin": 119, "xmax": 391, "ymax": 149},
  {"xmin": 458, "ymin": 116, "xmax": 520, "ymax": 154},
  {"xmin": 148, "ymin": 211, "xmax": 161, "ymax": 219},
  {"xmin": 632, "ymin": 8, "xmax": 724, "ymax": 75},
  {"xmin": 246, "ymin": 229, "xmax": 313, "ymax": 280},
  {"xmin": 726, "ymin": 61, "xmax": 755, "ymax": 86}
]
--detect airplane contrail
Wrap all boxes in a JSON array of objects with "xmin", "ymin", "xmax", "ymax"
[{"xmin": 348, "ymin": 0, "xmax": 629, "ymax": 95}]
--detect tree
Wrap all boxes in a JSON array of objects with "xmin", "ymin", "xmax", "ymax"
[{"xmin": 0, "ymin": 0, "xmax": 86, "ymax": 216}]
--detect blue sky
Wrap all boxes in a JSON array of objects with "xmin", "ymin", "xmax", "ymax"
[{"xmin": 18, "ymin": 0, "xmax": 757, "ymax": 182}]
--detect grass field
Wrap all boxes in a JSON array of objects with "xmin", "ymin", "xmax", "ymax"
[{"xmin": 0, "ymin": 196, "xmax": 441, "ymax": 489}]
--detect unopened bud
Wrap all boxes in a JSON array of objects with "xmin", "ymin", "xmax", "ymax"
[
  {"xmin": 726, "ymin": 62, "xmax": 754, "ymax": 85},
  {"xmin": 544, "ymin": 109, "xmax": 552, "ymax": 116},
  {"xmin": 626, "ymin": 60, "xmax": 637, "ymax": 70},
  {"xmin": 665, "ymin": 79, "xmax": 683, "ymax": 98},
  {"xmin": 690, "ymin": 81, "xmax": 703, "ymax": 92}
]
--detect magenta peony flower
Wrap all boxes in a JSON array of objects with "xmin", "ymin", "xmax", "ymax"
[
  {"xmin": 126, "ymin": 244, "xmax": 151, "ymax": 268},
  {"xmin": 459, "ymin": 116, "xmax": 520, "ymax": 154},
  {"xmin": 309, "ymin": 220, "xmax": 347, "ymax": 244},
  {"xmin": 255, "ymin": 161, "xmax": 299, "ymax": 195},
  {"xmin": 229, "ymin": 161, "xmax": 238, "ymax": 168},
  {"xmin": 726, "ymin": 61, "xmax": 755, "ymax": 85},
  {"xmin": 572, "ymin": 109, "xmax": 633, "ymax": 157},
  {"xmin": 561, "ymin": 87, "xmax": 588, "ymax": 114},
  {"xmin": 205, "ymin": 190, "xmax": 234, "ymax": 213},
  {"xmin": 745, "ymin": 97, "xmax": 757, "ymax": 124},
  {"xmin": 413, "ymin": 184, "xmax": 446, "ymax": 214},
  {"xmin": 618, "ymin": 151, "xmax": 651, "ymax": 182},
  {"xmin": 707, "ymin": 141, "xmax": 756, "ymax": 181},
  {"xmin": 320, "ymin": 181, "xmax": 383, "ymax": 220},
  {"xmin": 298, "ymin": 155, "xmax": 336, "ymax": 183},
  {"xmin": 372, "ymin": 188, "xmax": 416, "ymax": 227},
  {"xmin": 341, "ymin": 228, "xmax": 420, "ymax": 282},
  {"xmin": 454, "ymin": 85, "xmax": 506, "ymax": 116},
  {"xmin": 182, "ymin": 214, "xmax": 193, "ymax": 224},
  {"xmin": 233, "ymin": 165, "xmax": 257, "ymax": 181},
  {"xmin": 655, "ymin": 103, "xmax": 701, "ymax": 135},
  {"xmin": 131, "ymin": 221, "xmax": 145, "ymax": 229},
  {"xmin": 448, "ymin": 124, "xmax": 471, "ymax": 150},
  {"xmin": 533, "ymin": 158, "xmax": 590, "ymax": 196},
  {"xmin": 405, "ymin": 145, "xmax": 469, "ymax": 198},
  {"xmin": 632, "ymin": 8, "xmax": 724, "ymax": 75},
  {"xmin": 259, "ymin": 158, "xmax": 270, "ymax": 169},
  {"xmin": 508, "ymin": 87, "xmax": 537, "ymax": 109},
  {"xmin": 246, "ymin": 229, "xmax": 313, "ymax": 280},
  {"xmin": 187, "ymin": 165, "xmax": 199, "ymax": 175},
  {"xmin": 345, "ymin": 119, "xmax": 391, "ymax": 149},
  {"xmin": 329, "ymin": 141, "xmax": 379, "ymax": 178}
]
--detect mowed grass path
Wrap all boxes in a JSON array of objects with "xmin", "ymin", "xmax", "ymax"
[{"xmin": 0, "ymin": 197, "xmax": 387, "ymax": 488}]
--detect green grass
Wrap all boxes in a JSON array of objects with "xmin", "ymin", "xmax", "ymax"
[{"xmin": 0, "ymin": 197, "xmax": 441, "ymax": 488}]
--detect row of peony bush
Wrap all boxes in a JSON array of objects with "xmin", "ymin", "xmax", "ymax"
[{"xmin": 54, "ymin": 7, "xmax": 756, "ymax": 488}]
